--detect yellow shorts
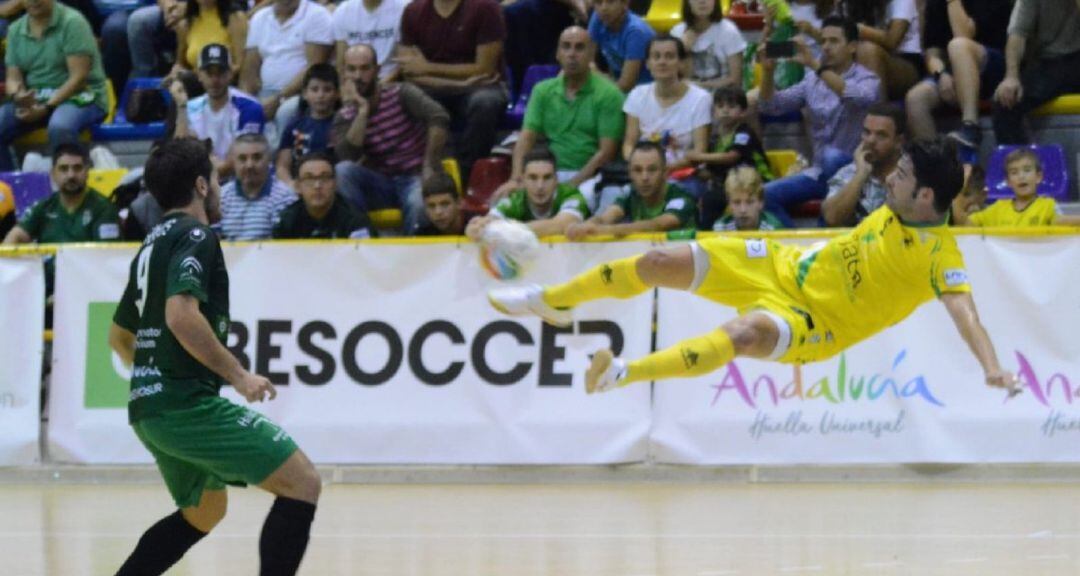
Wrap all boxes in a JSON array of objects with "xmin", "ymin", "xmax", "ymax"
[{"xmin": 690, "ymin": 237, "xmax": 842, "ymax": 364}]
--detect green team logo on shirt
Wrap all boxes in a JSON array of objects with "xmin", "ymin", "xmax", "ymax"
[{"xmin": 84, "ymin": 301, "xmax": 129, "ymax": 409}]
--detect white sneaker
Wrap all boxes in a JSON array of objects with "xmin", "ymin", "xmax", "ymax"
[
  {"xmin": 585, "ymin": 349, "xmax": 627, "ymax": 394},
  {"xmin": 487, "ymin": 284, "xmax": 573, "ymax": 327}
]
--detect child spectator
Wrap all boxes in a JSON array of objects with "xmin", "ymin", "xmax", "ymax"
[
  {"xmin": 712, "ymin": 166, "xmax": 784, "ymax": 231},
  {"xmin": 691, "ymin": 86, "xmax": 774, "ymax": 230},
  {"xmin": 414, "ymin": 173, "xmax": 470, "ymax": 236},
  {"xmin": 276, "ymin": 64, "xmax": 340, "ymax": 189},
  {"xmin": 956, "ymin": 149, "xmax": 1080, "ymax": 227}
]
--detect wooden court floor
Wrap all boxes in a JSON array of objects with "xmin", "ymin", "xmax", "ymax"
[{"xmin": 2, "ymin": 482, "xmax": 1079, "ymax": 575}]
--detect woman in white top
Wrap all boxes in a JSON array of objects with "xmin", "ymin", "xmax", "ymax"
[
  {"xmin": 843, "ymin": 0, "xmax": 922, "ymax": 100},
  {"xmin": 622, "ymin": 35, "xmax": 712, "ymax": 177},
  {"xmin": 670, "ymin": 0, "xmax": 746, "ymax": 90}
]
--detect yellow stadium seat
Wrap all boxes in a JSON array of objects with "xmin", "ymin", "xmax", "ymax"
[
  {"xmin": 645, "ymin": 0, "xmax": 685, "ymax": 33},
  {"xmin": 88, "ymin": 168, "xmax": 128, "ymax": 197},
  {"xmin": 15, "ymin": 80, "xmax": 118, "ymax": 148},
  {"xmin": 1032, "ymin": 94, "xmax": 1080, "ymax": 117},
  {"xmin": 441, "ymin": 158, "xmax": 462, "ymax": 195},
  {"xmin": 765, "ymin": 149, "xmax": 798, "ymax": 177},
  {"xmin": 369, "ymin": 208, "xmax": 403, "ymax": 231}
]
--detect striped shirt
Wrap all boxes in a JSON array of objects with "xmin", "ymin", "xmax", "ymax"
[{"xmin": 216, "ymin": 177, "xmax": 296, "ymax": 240}]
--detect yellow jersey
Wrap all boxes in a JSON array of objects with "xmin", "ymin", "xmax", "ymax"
[
  {"xmin": 969, "ymin": 196, "xmax": 1059, "ymax": 227},
  {"xmin": 776, "ymin": 206, "xmax": 971, "ymax": 349},
  {"xmin": 184, "ymin": 8, "xmax": 232, "ymax": 69}
]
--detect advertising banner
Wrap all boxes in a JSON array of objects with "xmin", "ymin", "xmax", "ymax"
[{"xmin": 0, "ymin": 256, "xmax": 44, "ymax": 465}]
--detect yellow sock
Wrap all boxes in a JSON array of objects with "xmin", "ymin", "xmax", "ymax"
[
  {"xmin": 542, "ymin": 256, "xmax": 649, "ymax": 309},
  {"xmin": 623, "ymin": 328, "xmax": 735, "ymax": 385}
]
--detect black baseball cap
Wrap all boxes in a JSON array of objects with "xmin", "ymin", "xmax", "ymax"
[{"xmin": 198, "ymin": 43, "xmax": 231, "ymax": 71}]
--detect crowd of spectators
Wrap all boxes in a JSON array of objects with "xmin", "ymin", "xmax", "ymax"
[{"xmin": 0, "ymin": 0, "xmax": 1078, "ymax": 251}]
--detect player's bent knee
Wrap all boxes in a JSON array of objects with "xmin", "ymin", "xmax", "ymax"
[
  {"xmin": 183, "ymin": 490, "xmax": 227, "ymax": 533},
  {"xmin": 635, "ymin": 248, "xmax": 693, "ymax": 289},
  {"xmin": 724, "ymin": 315, "xmax": 779, "ymax": 358},
  {"xmin": 262, "ymin": 450, "xmax": 322, "ymax": 504}
]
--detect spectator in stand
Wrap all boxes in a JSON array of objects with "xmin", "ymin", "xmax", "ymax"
[
  {"xmin": 414, "ymin": 172, "xmax": 471, "ymax": 235},
  {"xmin": 493, "ymin": 26, "xmax": 624, "ymax": 212},
  {"xmin": 692, "ymin": 85, "xmax": 774, "ymax": 230},
  {"xmin": 397, "ymin": 0, "xmax": 508, "ymax": 180},
  {"xmin": 992, "ymin": 0, "xmax": 1080, "ymax": 146},
  {"xmin": 333, "ymin": 44, "xmax": 450, "ymax": 232},
  {"xmin": 241, "ymin": 0, "xmax": 332, "ymax": 146},
  {"xmin": 332, "ymin": 0, "xmax": 408, "ymax": 80},
  {"xmin": 670, "ymin": 0, "xmax": 746, "ymax": 91},
  {"xmin": 903, "ymin": 0, "xmax": 1012, "ymax": 150},
  {"xmin": 0, "ymin": 0, "xmax": 109, "ymax": 170},
  {"xmin": 170, "ymin": 44, "xmax": 265, "ymax": 179},
  {"xmin": 589, "ymin": 0, "xmax": 655, "ymax": 92},
  {"xmin": 841, "ymin": 0, "xmax": 921, "ymax": 100},
  {"xmin": 758, "ymin": 16, "xmax": 880, "ymax": 227},
  {"xmin": 172, "ymin": 0, "xmax": 247, "ymax": 78},
  {"xmin": 566, "ymin": 141, "xmax": 697, "ymax": 240},
  {"xmin": 3, "ymin": 143, "xmax": 119, "ymax": 245},
  {"xmin": 3, "ymin": 143, "xmax": 120, "ymax": 301},
  {"xmin": 467, "ymin": 149, "xmax": 590, "ymax": 239},
  {"xmin": 622, "ymin": 35, "xmax": 712, "ymax": 200},
  {"xmin": 712, "ymin": 166, "xmax": 784, "ymax": 231},
  {"xmin": 119, "ymin": 0, "xmax": 185, "ymax": 82},
  {"xmin": 217, "ymin": 133, "xmax": 297, "ymax": 240},
  {"xmin": 821, "ymin": 103, "xmax": 905, "ymax": 227},
  {"xmin": 275, "ymin": 64, "xmax": 340, "ymax": 189},
  {"xmin": 274, "ymin": 151, "xmax": 374, "ymax": 239},
  {"xmin": 954, "ymin": 148, "xmax": 1080, "ymax": 227},
  {"xmin": 789, "ymin": 0, "xmax": 835, "ymax": 58}
]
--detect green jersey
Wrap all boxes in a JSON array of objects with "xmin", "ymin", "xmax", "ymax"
[
  {"xmin": 113, "ymin": 213, "xmax": 231, "ymax": 423},
  {"xmin": 491, "ymin": 183, "xmax": 589, "ymax": 222},
  {"xmin": 18, "ymin": 189, "xmax": 120, "ymax": 243},
  {"xmin": 713, "ymin": 210, "xmax": 785, "ymax": 231},
  {"xmin": 614, "ymin": 183, "xmax": 697, "ymax": 230}
]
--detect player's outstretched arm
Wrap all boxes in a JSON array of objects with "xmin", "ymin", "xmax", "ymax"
[
  {"xmin": 940, "ymin": 292, "xmax": 1019, "ymax": 394},
  {"xmin": 108, "ymin": 323, "xmax": 136, "ymax": 367},
  {"xmin": 165, "ymin": 294, "xmax": 277, "ymax": 403}
]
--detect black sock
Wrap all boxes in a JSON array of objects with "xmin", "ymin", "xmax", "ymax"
[
  {"xmin": 259, "ymin": 497, "xmax": 317, "ymax": 576},
  {"xmin": 115, "ymin": 510, "xmax": 207, "ymax": 576}
]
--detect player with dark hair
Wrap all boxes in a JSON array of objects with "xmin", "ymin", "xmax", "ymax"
[
  {"xmin": 108, "ymin": 137, "xmax": 321, "ymax": 576},
  {"xmin": 490, "ymin": 138, "xmax": 1019, "ymax": 396}
]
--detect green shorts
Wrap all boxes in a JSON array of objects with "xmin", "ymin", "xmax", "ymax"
[{"xmin": 132, "ymin": 396, "xmax": 299, "ymax": 509}]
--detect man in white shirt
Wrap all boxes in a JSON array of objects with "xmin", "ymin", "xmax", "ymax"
[
  {"xmin": 241, "ymin": 0, "xmax": 333, "ymax": 146},
  {"xmin": 332, "ymin": 0, "xmax": 408, "ymax": 80}
]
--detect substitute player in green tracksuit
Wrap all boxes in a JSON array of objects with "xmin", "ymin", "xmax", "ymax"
[
  {"xmin": 107, "ymin": 138, "xmax": 321, "ymax": 576},
  {"xmin": 466, "ymin": 149, "xmax": 591, "ymax": 240}
]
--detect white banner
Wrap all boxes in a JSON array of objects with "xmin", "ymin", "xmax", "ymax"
[
  {"xmin": 49, "ymin": 241, "xmax": 655, "ymax": 464},
  {"xmin": 651, "ymin": 235, "xmax": 1080, "ymax": 464},
  {"xmin": 0, "ymin": 256, "xmax": 44, "ymax": 465}
]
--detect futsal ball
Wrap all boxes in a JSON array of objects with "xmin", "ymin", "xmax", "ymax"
[{"xmin": 478, "ymin": 219, "xmax": 540, "ymax": 281}]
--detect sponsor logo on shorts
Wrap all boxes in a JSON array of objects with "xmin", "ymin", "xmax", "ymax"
[
  {"xmin": 745, "ymin": 239, "xmax": 767, "ymax": 259},
  {"xmin": 944, "ymin": 269, "xmax": 968, "ymax": 287}
]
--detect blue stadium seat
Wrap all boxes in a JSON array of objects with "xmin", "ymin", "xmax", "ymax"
[
  {"xmin": 91, "ymin": 77, "xmax": 168, "ymax": 142},
  {"xmin": 985, "ymin": 144, "xmax": 1070, "ymax": 202}
]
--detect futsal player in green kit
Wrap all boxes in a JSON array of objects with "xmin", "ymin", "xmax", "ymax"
[{"xmin": 107, "ymin": 138, "xmax": 321, "ymax": 575}]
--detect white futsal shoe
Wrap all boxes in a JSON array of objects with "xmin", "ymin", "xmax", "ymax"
[
  {"xmin": 487, "ymin": 284, "xmax": 573, "ymax": 327},
  {"xmin": 585, "ymin": 349, "xmax": 627, "ymax": 394}
]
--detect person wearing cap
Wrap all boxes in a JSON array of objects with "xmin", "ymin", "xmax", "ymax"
[
  {"xmin": 0, "ymin": 0, "xmax": 110, "ymax": 171},
  {"xmin": 170, "ymin": 43, "xmax": 265, "ymax": 179}
]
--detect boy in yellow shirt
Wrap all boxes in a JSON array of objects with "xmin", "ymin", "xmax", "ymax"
[
  {"xmin": 489, "ymin": 139, "xmax": 1019, "ymax": 396},
  {"xmin": 956, "ymin": 149, "xmax": 1080, "ymax": 227}
]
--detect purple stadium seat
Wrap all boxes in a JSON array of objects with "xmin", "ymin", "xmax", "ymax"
[
  {"xmin": 985, "ymin": 144, "xmax": 1070, "ymax": 201},
  {"xmin": 0, "ymin": 172, "xmax": 53, "ymax": 219},
  {"xmin": 505, "ymin": 64, "xmax": 560, "ymax": 127}
]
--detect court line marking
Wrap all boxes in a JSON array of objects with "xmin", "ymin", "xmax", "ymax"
[
  {"xmin": 779, "ymin": 566, "xmax": 822, "ymax": 573},
  {"xmin": 945, "ymin": 558, "xmax": 987, "ymax": 564},
  {"xmin": 697, "ymin": 571, "xmax": 739, "ymax": 575},
  {"xmin": 861, "ymin": 561, "xmax": 905, "ymax": 568},
  {"xmin": 1027, "ymin": 554, "xmax": 1070, "ymax": 561}
]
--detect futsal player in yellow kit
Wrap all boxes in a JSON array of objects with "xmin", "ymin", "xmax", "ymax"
[{"xmin": 489, "ymin": 138, "xmax": 1020, "ymax": 394}]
